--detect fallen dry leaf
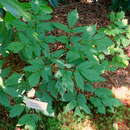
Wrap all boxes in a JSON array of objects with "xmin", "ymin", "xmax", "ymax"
[{"xmin": 112, "ymin": 86, "xmax": 130, "ymax": 106}]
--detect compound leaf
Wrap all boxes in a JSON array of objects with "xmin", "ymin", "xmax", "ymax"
[
  {"xmin": 5, "ymin": 73, "xmax": 22, "ymax": 86},
  {"xmin": 7, "ymin": 42, "xmax": 25, "ymax": 53},
  {"xmin": 3, "ymin": 87, "xmax": 20, "ymax": 97},
  {"xmin": 67, "ymin": 9, "xmax": 78, "ymax": 28},
  {"xmin": 28, "ymin": 72, "xmax": 40, "ymax": 87},
  {"xmin": 9, "ymin": 104, "xmax": 25, "ymax": 118},
  {"xmin": 74, "ymin": 71, "xmax": 84, "ymax": 90},
  {"xmin": 77, "ymin": 94, "xmax": 91, "ymax": 114},
  {"xmin": 94, "ymin": 88, "xmax": 113, "ymax": 98},
  {"xmin": 0, "ymin": 91, "xmax": 10, "ymax": 107},
  {"xmin": 64, "ymin": 100, "xmax": 77, "ymax": 113},
  {"xmin": 53, "ymin": 22, "xmax": 70, "ymax": 32},
  {"xmin": 18, "ymin": 114, "xmax": 41, "ymax": 129},
  {"xmin": 90, "ymin": 97, "xmax": 106, "ymax": 114},
  {"xmin": 62, "ymin": 71, "xmax": 74, "ymax": 92}
]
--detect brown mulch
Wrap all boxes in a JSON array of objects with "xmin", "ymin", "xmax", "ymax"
[
  {"xmin": 0, "ymin": 105, "xmax": 16, "ymax": 129},
  {"xmin": 53, "ymin": 2, "xmax": 110, "ymax": 28}
]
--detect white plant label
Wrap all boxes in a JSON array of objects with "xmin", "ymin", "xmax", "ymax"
[{"xmin": 23, "ymin": 97, "xmax": 48, "ymax": 112}]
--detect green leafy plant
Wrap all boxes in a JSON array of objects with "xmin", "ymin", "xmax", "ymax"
[
  {"xmin": 111, "ymin": 0, "xmax": 130, "ymax": 11},
  {"xmin": 0, "ymin": 0, "xmax": 31, "ymax": 20},
  {"xmin": 0, "ymin": 1, "xmax": 125, "ymax": 129},
  {"xmin": 49, "ymin": 0, "xmax": 59, "ymax": 7},
  {"xmin": 100, "ymin": 11, "xmax": 130, "ymax": 68},
  {"xmin": 94, "ymin": 106, "xmax": 130, "ymax": 130}
]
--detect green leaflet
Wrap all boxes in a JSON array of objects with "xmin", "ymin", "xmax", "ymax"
[
  {"xmin": 44, "ymin": 35, "xmax": 56, "ymax": 43},
  {"xmin": 66, "ymin": 50, "xmax": 80, "ymax": 62},
  {"xmin": 77, "ymin": 94, "xmax": 91, "ymax": 114},
  {"xmin": 52, "ymin": 22, "xmax": 70, "ymax": 32},
  {"xmin": 36, "ymin": 14, "xmax": 52, "ymax": 21},
  {"xmin": 17, "ymin": 114, "xmax": 41, "ymax": 130},
  {"xmin": 63, "ymin": 93, "xmax": 90, "ymax": 115},
  {"xmin": 38, "ymin": 22, "xmax": 54, "ymax": 32},
  {"xmin": 7, "ymin": 42, "xmax": 25, "ymax": 53},
  {"xmin": 21, "ymin": 45, "xmax": 34, "ymax": 60},
  {"xmin": 51, "ymin": 50, "xmax": 65, "ymax": 58},
  {"xmin": 28, "ymin": 58, "xmax": 44, "ymax": 65},
  {"xmin": 77, "ymin": 61, "xmax": 106, "ymax": 82},
  {"xmin": 0, "ymin": 77, "xmax": 4, "ymax": 88},
  {"xmin": 80, "ymin": 69, "xmax": 105, "ymax": 82},
  {"xmin": 3, "ymin": 87, "xmax": 20, "ymax": 97},
  {"xmin": 116, "ymin": 35, "xmax": 130, "ymax": 48},
  {"xmin": 70, "ymin": 36, "xmax": 81, "ymax": 43},
  {"xmin": 0, "ymin": 21, "xmax": 11, "ymax": 43},
  {"xmin": 41, "ymin": 43, "xmax": 50, "ymax": 58},
  {"xmin": 61, "ymin": 92, "xmax": 76, "ymax": 102},
  {"xmin": 72, "ymin": 26, "xmax": 89, "ymax": 33},
  {"xmin": 94, "ymin": 88, "xmax": 112, "ymax": 98},
  {"xmin": 18, "ymin": 32, "xmax": 31, "ymax": 44},
  {"xmin": 84, "ymin": 84, "xmax": 95, "ymax": 93},
  {"xmin": 33, "ymin": 44, "xmax": 41, "ymax": 57},
  {"xmin": 28, "ymin": 72, "xmax": 41, "ymax": 87},
  {"xmin": 78, "ymin": 61, "xmax": 97, "ymax": 70},
  {"xmin": 0, "ymin": 0, "xmax": 31, "ymax": 20},
  {"xmin": 0, "ymin": 91, "xmax": 10, "ymax": 107},
  {"xmin": 5, "ymin": 73, "xmax": 22, "ymax": 86},
  {"xmin": 81, "ymin": 25, "xmax": 96, "ymax": 41},
  {"xmin": 112, "ymin": 55, "xmax": 129, "ymax": 68},
  {"xmin": 116, "ymin": 11, "xmax": 125, "ymax": 20},
  {"xmin": 74, "ymin": 71, "xmax": 84, "ymax": 90},
  {"xmin": 55, "ymin": 80, "xmax": 66, "ymax": 96},
  {"xmin": 56, "ymin": 36, "xmax": 69, "ymax": 44},
  {"xmin": 94, "ymin": 37, "xmax": 113, "ymax": 51},
  {"xmin": 67, "ymin": 9, "xmax": 78, "ymax": 28},
  {"xmin": 0, "ymin": 60, "xmax": 4, "ymax": 69},
  {"xmin": 101, "ymin": 97, "xmax": 122, "ymax": 107},
  {"xmin": 38, "ymin": 92, "xmax": 53, "ymax": 105},
  {"xmin": 47, "ymin": 80, "xmax": 58, "ymax": 98},
  {"xmin": 52, "ymin": 59, "xmax": 73, "ymax": 69},
  {"xmin": 41, "ymin": 5, "xmax": 53, "ymax": 14},
  {"xmin": 48, "ymin": 0, "xmax": 58, "ymax": 7},
  {"xmin": 64, "ymin": 100, "xmax": 77, "ymax": 113},
  {"xmin": 79, "ymin": 103, "xmax": 91, "ymax": 114},
  {"xmin": 24, "ymin": 64, "xmax": 43, "ymax": 72},
  {"xmin": 74, "ymin": 107, "xmax": 82, "ymax": 117},
  {"xmin": 9, "ymin": 104, "xmax": 25, "ymax": 118},
  {"xmin": 90, "ymin": 97, "xmax": 106, "ymax": 114},
  {"xmin": 62, "ymin": 71, "xmax": 74, "ymax": 92},
  {"xmin": 42, "ymin": 66, "xmax": 52, "ymax": 82}
]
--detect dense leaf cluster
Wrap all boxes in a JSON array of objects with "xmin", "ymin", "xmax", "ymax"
[
  {"xmin": 111, "ymin": 0, "xmax": 130, "ymax": 11},
  {"xmin": 0, "ymin": 0, "xmax": 129, "ymax": 129},
  {"xmin": 101, "ymin": 11, "xmax": 130, "ymax": 68}
]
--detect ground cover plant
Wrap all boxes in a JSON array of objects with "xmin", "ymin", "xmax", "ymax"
[
  {"xmin": 111, "ymin": 0, "xmax": 130, "ymax": 11},
  {"xmin": 0, "ymin": 0, "xmax": 130, "ymax": 129},
  {"xmin": 100, "ymin": 11, "xmax": 130, "ymax": 68}
]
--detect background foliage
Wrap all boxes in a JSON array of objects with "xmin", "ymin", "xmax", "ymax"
[{"xmin": 111, "ymin": 0, "xmax": 130, "ymax": 11}]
